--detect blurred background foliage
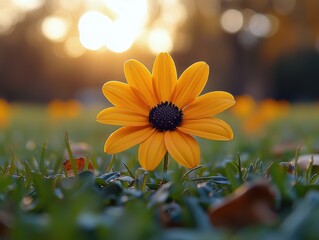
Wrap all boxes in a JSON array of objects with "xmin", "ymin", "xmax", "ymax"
[{"xmin": 1, "ymin": 0, "xmax": 319, "ymax": 103}]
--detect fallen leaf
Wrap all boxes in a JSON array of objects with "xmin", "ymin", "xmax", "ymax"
[
  {"xmin": 209, "ymin": 182, "xmax": 277, "ymax": 229},
  {"xmin": 280, "ymin": 154, "xmax": 319, "ymax": 173},
  {"xmin": 290, "ymin": 154, "xmax": 319, "ymax": 170},
  {"xmin": 63, "ymin": 157, "xmax": 94, "ymax": 177}
]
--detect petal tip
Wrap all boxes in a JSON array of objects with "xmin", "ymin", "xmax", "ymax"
[
  {"xmin": 96, "ymin": 111, "xmax": 103, "ymax": 121},
  {"xmin": 104, "ymin": 141, "xmax": 117, "ymax": 154},
  {"xmin": 227, "ymin": 129, "xmax": 234, "ymax": 140},
  {"xmin": 124, "ymin": 59, "xmax": 140, "ymax": 71}
]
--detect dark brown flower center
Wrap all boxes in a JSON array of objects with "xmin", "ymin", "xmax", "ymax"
[{"xmin": 149, "ymin": 101, "xmax": 183, "ymax": 131}]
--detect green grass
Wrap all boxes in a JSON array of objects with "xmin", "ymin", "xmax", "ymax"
[{"xmin": 1, "ymin": 103, "xmax": 319, "ymax": 239}]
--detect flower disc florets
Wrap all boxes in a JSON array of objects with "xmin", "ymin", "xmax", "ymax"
[{"xmin": 149, "ymin": 101, "xmax": 183, "ymax": 131}]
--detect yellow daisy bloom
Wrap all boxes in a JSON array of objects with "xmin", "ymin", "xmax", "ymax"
[{"xmin": 97, "ymin": 52, "xmax": 235, "ymax": 171}]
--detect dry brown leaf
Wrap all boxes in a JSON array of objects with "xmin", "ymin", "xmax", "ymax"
[
  {"xmin": 63, "ymin": 157, "xmax": 94, "ymax": 177},
  {"xmin": 280, "ymin": 154, "xmax": 319, "ymax": 173},
  {"xmin": 290, "ymin": 154, "xmax": 319, "ymax": 170},
  {"xmin": 209, "ymin": 182, "xmax": 276, "ymax": 229}
]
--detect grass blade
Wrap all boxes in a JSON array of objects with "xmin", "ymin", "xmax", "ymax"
[
  {"xmin": 182, "ymin": 165, "xmax": 205, "ymax": 180},
  {"xmin": 123, "ymin": 162, "xmax": 134, "ymax": 179},
  {"xmin": 39, "ymin": 143, "xmax": 47, "ymax": 175},
  {"xmin": 64, "ymin": 131, "xmax": 77, "ymax": 176}
]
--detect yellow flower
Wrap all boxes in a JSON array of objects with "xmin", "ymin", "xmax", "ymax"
[
  {"xmin": 258, "ymin": 99, "xmax": 290, "ymax": 121},
  {"xmin": 233, "ymin": 97, "xmax": 290, "ymax": 135},
  {"xmin": 48, "ymin": 99, "xmax": 82, "ymax": 120},
  {"xmin": 231, "ymin": 95, "xmax": 256, "ymax": 119},
  {"xmin": 97, "ymin": 52, "xmax": 235, "ymax": 171},
  {"xmin": 0, "ymin": 99, "xmax": 10, "ymax": 128}
]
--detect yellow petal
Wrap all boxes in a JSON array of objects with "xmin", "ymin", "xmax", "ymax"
[
  {"xmin": 104, "ymin": 126, "xmax": 155, "ymax": 154},
  {"xmin": 171, "ymin": 62, "xmax": 209, "ymax": 109},
  {"xmin": 164, "ymin": 130, "xmax": 200, "ymax": 168},
  {"xmin": 183, "ymin": 91, "xmax": 235, "ymax": 119},
  {"xmin": 96, "ymin": 107, "xmax": 149, "ymax": 126},
  {"xmin": 102, "ymin": 81, "xmax": 148, "ymax": 115},
  {"xmin": 124, "ymin": 59, "xmax": 158, "ymax": 107},
  {"xmin": 152, "ymin": 52, "xmax": 177, "ymax": 102},
  {"xmin": 178, "ymin": 118, "xmax": 233, "ymax": 141},
  {"xmin": 138, "ymin": 131, "xmax": 166, "ymax": 171}
]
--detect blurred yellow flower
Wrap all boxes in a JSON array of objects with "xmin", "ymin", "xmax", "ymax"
[
  {"xmin": 0, "ymin": 99, "xmax": 10, "ymax": 128},
  {"xmin": 97, "ymin": 52, "xmax": 235, "ymax": 171},
  {"xmin": 258, "ymin": 99, "xmax": 290, "ymax": 121},
  {"xmin": 65, "ymin": 100, "xmax": 82, "ymax": 118},
  {"xmin": 232, "ymin": 96, "xmax": 289, "ymax": 134},
  {"xmin": 48, "ymin": 99, "xmax": 82, "ymax": 120},
  {"xmin": 231, "ymin": 95, "xmax": 256, "ymax": 118}
]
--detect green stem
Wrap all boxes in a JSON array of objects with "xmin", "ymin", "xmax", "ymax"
[
  {"xmin": 161, "ymin": 152, "xmax": 169, "ymax": 184},
  {"xmin": 163, "ymin": 152, "xmax": 169, "ymax": 174},
  {"xmin": 142, "ymin": 171, "xmax": 148, "ymax": 192}
]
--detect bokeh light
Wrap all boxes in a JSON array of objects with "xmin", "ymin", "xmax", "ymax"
[
  {"xmin": 0, "ymin": 5, "xmax": 21, "ymax": 35},
  {"xmin": 78, "ymin": 11, "xmax": 112, "ymax": 51},
  {"xmin": 248, "ymin": 14, "xmax": 272, "ymax": 38},
  {"xmin": 12, "ymin": 0, "xmax": 44, "ymax": 12},
  {"xmin": 160, "ymin": 0, "xmax": 187, "ymax": 26},
  {"xmin": 64, "ymin": 36, "xmax": 86, "ymax": 58},
  {"xmin": 106, "ymin": 19, "xmax": 135, "ymax": 53},
  {"xmin": 41, "ymin": 16, "xmax": 69, "ymax": 42},
  {"xmin": 220, "ymin": 9, "xmax": 244, "ymax": 34},
  {"xmin": 103, "ymin": 0, "xmax": 148, "ymax": 21},
  {"xmin": 273, "ymin": 0, "xmax": 296, "ymax": 15},
  {"xmin": 2, "ymin": 0, "xmax": 319, "ymax": 103},
  {"xmin": 57, "ymin": 0, "xmax": 82, "ymax": 11},
  {"xmin": 147, "ymin": 28, "xmax": 173, "ymax": 54},
  {"xmin": 102, "ymin": 0, "xmax": 148, "ymax": 52}
]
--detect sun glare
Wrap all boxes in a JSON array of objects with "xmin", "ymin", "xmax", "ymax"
[
  {"xmin": 106, "ymin": 19, "xmax": 135, "ymax": 53},
  {"xmin": 2, "ymin": 0, "xmax": 190, "ymax": 54},
  {"xmin": 78, "ymin": 11, "xmax": 112, "ymax": 51},
  {"xmin": 77, "ymin": 0, "xmax": 148, "ymax": 52}
]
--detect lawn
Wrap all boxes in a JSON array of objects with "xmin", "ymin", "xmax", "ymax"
[{"xmin": 1, "ymin": 102, "xmax": 319, "ymax": 240}]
